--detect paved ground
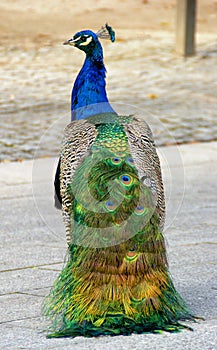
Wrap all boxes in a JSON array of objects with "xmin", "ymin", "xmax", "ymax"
[{"xmin": 0, "ymin": 141, "xmax": 217, "ymax": 350}]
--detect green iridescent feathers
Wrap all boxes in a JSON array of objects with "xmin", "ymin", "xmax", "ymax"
[{"xmin": 43, "ymin": 116, "xmax": 194, "ymax": 337}]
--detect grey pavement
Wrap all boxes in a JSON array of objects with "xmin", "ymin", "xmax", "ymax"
[{"xmin": 0, "ymin": 142, "xmax": 217, "ymax": 350}]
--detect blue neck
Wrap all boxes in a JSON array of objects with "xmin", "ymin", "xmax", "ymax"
[{"xmin": 71, "ymin": 41, "xmax": 115, "ymax": 120}]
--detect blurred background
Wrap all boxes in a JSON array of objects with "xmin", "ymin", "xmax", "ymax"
[{"xmin": 0, "ymin": 0, "xmax": 217, "ymax": 161}]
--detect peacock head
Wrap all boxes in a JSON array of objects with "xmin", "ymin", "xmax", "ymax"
[{"xmin": 63, "ymin": 23, "xmax": 115, "ymax": 56}]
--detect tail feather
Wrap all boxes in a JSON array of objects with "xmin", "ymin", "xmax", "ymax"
[{"xmin": 43, "ymin": 215, "xmax": 195, "ymax": 338}]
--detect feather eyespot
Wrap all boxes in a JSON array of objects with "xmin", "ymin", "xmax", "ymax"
[
  {"xmin": 128, "ymin": 157, "xmax": 134, "ymax": 164},
  {"xmin": 135, "ymin": 205, "xmax": 145, "ymax": 215},
  {"xmin": 120, "ymin": 174, "xmax": 132, "ymax": 186},
  {"xmin": 105, "ymin": 201, "xmax": 116, "ymax": 211},
  {"xmin": 125, "ymin": 251, "xmax": 139, "ymax": 261},
  {"xmin": 111, "ymin": 157, "xmax": 122, "ymax": 165}
]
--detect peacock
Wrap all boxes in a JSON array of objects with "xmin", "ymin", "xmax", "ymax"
[{"xmin": 44, "ymin": 24, "xmax": 195, "ymax": 337}]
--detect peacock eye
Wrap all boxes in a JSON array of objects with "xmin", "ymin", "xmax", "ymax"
[
  {"xmin": 120, "ymin": 174, "xmax": 133, "ymax": 186},
  {"xmin": 135, "ymin": 205, "xmax": 145, "ymax": 215},
  {"xmin": 105, "ymin": 201, "xmax": 116, "ymax": 211},
  {"xmin": 111, "ymin": 157, "xmax": 122, "ymax": 165},
  {"xmin": 81, "ymin": 36, "xmax": 86, "ymax": 42}
]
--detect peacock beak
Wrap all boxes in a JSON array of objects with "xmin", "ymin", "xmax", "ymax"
[{"xmin": 63, "ymin": 38, "xmax": 76, "ymax": 46}]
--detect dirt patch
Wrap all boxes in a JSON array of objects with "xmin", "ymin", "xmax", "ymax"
[{"xmin": 0, "ymin": 0, "xmax": 216, "ymax": 48}]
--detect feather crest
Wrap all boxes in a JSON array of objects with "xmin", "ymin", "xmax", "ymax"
[{"xmin": 96, "ymin": 23, "xmax": 115, "ymax": 42}]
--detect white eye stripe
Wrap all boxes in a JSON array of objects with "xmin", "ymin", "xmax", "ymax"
[
  {"xmin": 79, "ymin": 36, "xmax": 93, "ymax": 46},
  {"xmin": 73, "ymin": 36, "xmax": 81, "ymax": 42}
]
